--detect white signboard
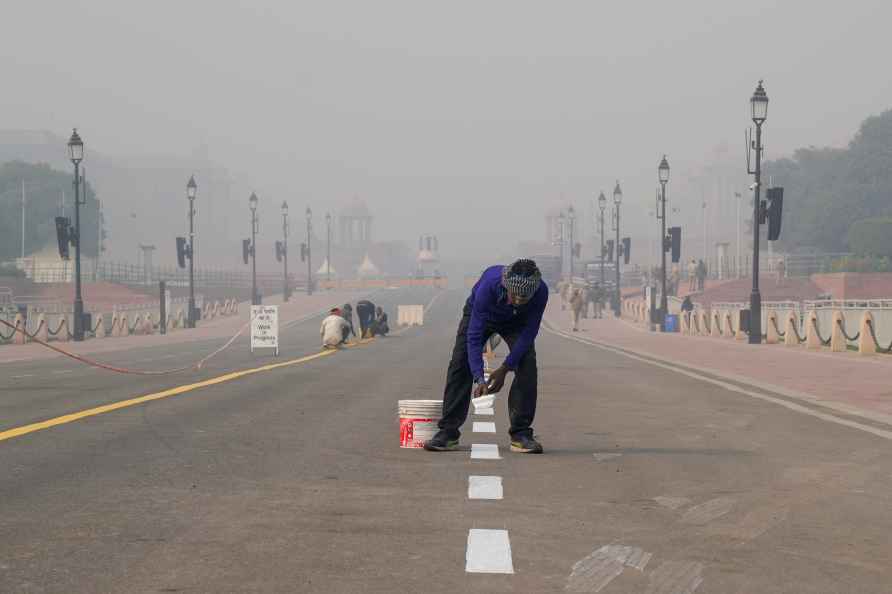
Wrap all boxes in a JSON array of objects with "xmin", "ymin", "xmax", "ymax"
[{"xmin": 250, "ymin": 305, "xmax": 279, "ymax": 355}]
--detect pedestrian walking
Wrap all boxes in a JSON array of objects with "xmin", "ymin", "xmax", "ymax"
[
  {"xmin": 776, "ymin": 258, "xmax": 786, "ymax": 286},
  {"xmin": 696, "ymin": 260, "xmax": 707, "ymax": 292},
  {"xmin": 570, "ymin": 287, "xmax": 585, "ymax": 331},
  {"xmin": 424, "ymin": 259, "xmax": 548, "ymax": 454},
  {"xmin": 687, "ymin": 258, "xmax": 697, "ymax": 292},
  {"xmin": 356, "ymin": 299, "xmax": 376, "ymax": 338}
]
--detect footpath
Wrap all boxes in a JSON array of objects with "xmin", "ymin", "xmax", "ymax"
[
  {"xmin": 0, "ymin": 290, "xmax": 364, "ymax": 365},
  {"xmin": 544, "ymin": 300, "xmax": 892, "ymax": 426}
]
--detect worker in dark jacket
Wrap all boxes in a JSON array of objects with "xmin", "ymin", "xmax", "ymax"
[
  {"xmin": 424, "ymin": 259, "xmax": 548, "ymax": 454},
  {"xmin": 340, "ymin": 303, "xmax": 356, "ymax": 338},
  {"xmin": 370, "ymin": 306, "xmax": 389, "ymax": 337},
  {"xmin": 356, "ymin": 299, "xmax": 376, "ymax": 338}
]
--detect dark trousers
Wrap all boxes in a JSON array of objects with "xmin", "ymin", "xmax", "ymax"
[
  {"xmin": 438, "ymin": 301, "xmax": 538, "ymax": 439},
  {"xmin": 356, "ymin": 305, "xmax": 374, "ymax": 336}
]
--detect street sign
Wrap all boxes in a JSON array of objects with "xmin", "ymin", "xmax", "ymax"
[{"xmin": 250, "ymin": 305, "xmax": 279, "ymax": 355}]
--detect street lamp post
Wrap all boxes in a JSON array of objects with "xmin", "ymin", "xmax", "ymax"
[
  {"xmin": 556, "ymin": 211, "xmax": 566, "ymax": 279},
  {"xmin": 597, "ymin": 192, "xmax": 606, "ymax": 286},
  {"xmin": 186, "ymin": 175, "xmax": 197, "ymax": 328},
  {"xmin": 658, "ymin": 155, "xmax": 670, "ymax": 331},
  {"xmin": 612, "ymin": 181, "xmax": 623, "ymax": 316},
  {"xmin": 567, "ymin": 205, "xmax": 576, "ymax": 280},
  {"xmin": 281, "ymin": 201, "xmax": 289, "ymax": 302},
  {"xmin": 306, "ymin": 207, "xmax": 313, "ymax": 296},
  {"xmin": 67, "ymin": 129, "xmax": 85, "ymax": 341},
  {"xmin": 249, "ymin": 192, "xmax": 259, "ymax": 305},
  {"xmin": 325, "ymin": 212, "xmax": 332, "ymax": 283},
  {"xmin": 735, "ymin": 191, "xmax": 742, "ymax": 278},
  {"xmin": 748, "ymin": 80, "xmax": 769, "ymax": 344}
]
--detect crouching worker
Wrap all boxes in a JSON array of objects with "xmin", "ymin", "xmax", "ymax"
[
  {"xmin": 424, "ymin": 259, "xmax": 548, "ymax": 454},
  {"xmin": 320, "ymin": 308, "xmax": 350, "ymax": 349},
  {"xmin": 370, "ymin": 306, "xmax": 389, "ymax": 337}
]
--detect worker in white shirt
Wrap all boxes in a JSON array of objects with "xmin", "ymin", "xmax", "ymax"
[{"xmin": 320, "ymin": 308, "xmax": 350, "ymax": 349}]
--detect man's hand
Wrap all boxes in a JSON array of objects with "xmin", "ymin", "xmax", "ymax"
[
  {"xmin": 486, "ymin": 365, "xmax": 509, "ymax": 394},
  {"xmin": 472, "ymin": 381, "xmax": 487, "ymax": 398}
]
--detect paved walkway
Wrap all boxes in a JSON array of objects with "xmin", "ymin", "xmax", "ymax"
[
  {"xmin": 0, "ymin": 290, "xmax": 369, "ymax": 364},
  {"xmin": 545, "ymin": 300, "xmax": 892, "ymax": 425}
]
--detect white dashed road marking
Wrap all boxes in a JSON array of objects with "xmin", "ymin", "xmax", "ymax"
[
  {"xmin": 473, "ymin": 421, "xmax": 496, "ymax": 433},
  {"xmin": 470, "ymin": 443, "xmax": 501, "ymax": 460},
  {"xmin": 468, "ymin": 475, "xmax": 503, "ymax": 500},
  {"xmin": 465, "ymin": 529, "xmax": 514, "ymax": 574}
]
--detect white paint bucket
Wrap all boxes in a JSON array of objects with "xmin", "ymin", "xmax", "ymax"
[{"xmin": 398, "ymin": 400, "xmax": 442, "ymax": 448}]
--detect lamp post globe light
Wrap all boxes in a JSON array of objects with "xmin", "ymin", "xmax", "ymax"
[
  {"xmin": 567, "ymin": 205, "xmax": 576, "ymax": 280},
  {"xmin": 612, "ymin": 181, "xmax": 622, "ymax": 317},
  {"xmin": 186, "ymin": 175, "xmax": 197, "ymax": 328},
  {"xmin": 249, "ymin": 193, "xmax": 259, "ymax": 306},
  {"xmin": 597, "ymin": 191, "xmax": 607, "ymax": 286},
  {"xmin": 305, "ymin": 206, "xmax": 313, "ymax": 296},
  {"xmin": 67, "ymin": 129, "xmax": 86, "ymax": 341},
  {"xmin": 325, "ymin": 212, "xmax": 332, "ymax": 283},
  {"xmin": 658, "ymin": 155, "xmax": 670, "ymax": 332},
  {"xmin": 281, "ymin": 201, "xmax": 289, "ymax": 302},
  {"xmin": 748, "ymin": 80, "xmax": 768, "ymax": 344}
]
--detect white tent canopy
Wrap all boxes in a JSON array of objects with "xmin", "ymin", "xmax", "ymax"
[
  {"xmin": 357, "ymin": 254, "xmax": 380, "ymax": 277},
  {"xmin": 317, "ymin": 258, "xmax": 337, "ymax": 277}
]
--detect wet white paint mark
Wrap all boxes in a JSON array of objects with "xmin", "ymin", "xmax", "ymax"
[
  {"xmin": 11, "ymin": 374, "xmax": 34, "ymax": 379},
  {"xmin": 592, "ymin": 452, "xmax": 622, "ymax": 462},
  {"xmin": 471, "ymin": 443, "xmax": 501, "ymax": 460},
  {"xmin": 644, "ymin": 560, "xmax": 704, "ymax": 594},
  {"xmin": 475, "ymin": 408, "xmax": 494, "ymax": 416},
  {"xmin": 473, "ymin": 422, "xmax": 496, "ymax": 433},
  {"xmin": 565, "ymin": 544, "xmax": 651, "ymax": 592},
  {"xmin": 466, "ymin": 529, "xmax": 514, "ymax": 574},
  {"xmin": 680, "ymin": 497, "xmax": 735, "ymax": 525},
  {"xmin": 468, "ymin": 475, "xmax": 503, "ymax": 500},
  {"xmin": 52, "ymin": 370, "xmax": 74, "ymax": 374},
  {"xmin": 654, "ymin": 496, "xmax": 691, "ymax": 510}
]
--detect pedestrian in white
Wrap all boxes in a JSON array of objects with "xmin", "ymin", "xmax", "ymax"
[{"xmin": 320, "ymin": 308, "xmax": 350, "ymax": 349}]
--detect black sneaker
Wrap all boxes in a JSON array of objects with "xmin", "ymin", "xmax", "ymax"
[
  {"xmin": 423, "ymin": 430, "xmax": 460, "ymax": 451},
  {"xmin": 510, "ymin": 434, "xmax": 543, "ymax": 454}
]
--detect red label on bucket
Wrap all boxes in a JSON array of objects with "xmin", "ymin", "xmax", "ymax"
[{"xmin": 400, "ymin": 417, "xmax": 436, "ymax": 448}]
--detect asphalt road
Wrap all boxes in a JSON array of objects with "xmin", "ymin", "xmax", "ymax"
[{"xmin": 2, "ymin": 287, "xmax": 892, "ymax": 593}]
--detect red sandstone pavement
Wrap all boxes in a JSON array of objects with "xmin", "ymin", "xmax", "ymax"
[
  {"xmin": 545, "ymin": 300, "xmax": 892, "ymax": 425},
  {"xmin": 0, "ymin": 290, "xmax": 368, "ymax": 364}
]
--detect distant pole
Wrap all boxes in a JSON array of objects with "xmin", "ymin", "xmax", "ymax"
[
  {"xmin": 21, "ymin": 180, "xmax": 26, "ymax": 259},
  {"xmin": 568, "ymin": 205, "xmax": 576, "ymax": 280},
  {"xmin": 326, "ymin": 212, "xmax": 332, "ymax": 283},
  {"xmin": 658, "ymin": 155, "xmax": 670, "ymax": 331},
  {"xmin": 613, "ymin": 181, "xmax": 623, "ymax": 316},
  {"xmin": 186, "ymin": 176, "xmax": 197, "ymax": 327},
  {"xmin": 597, "ymin": 192, "xmax": 606, "ymax": 285},
  {"xmin": 281, "ymin": 201, "xmax": 289, "ymax": 302},
  {"xmin": 748, "ymin": 80, "xmax": 769, "ymax": 345},
  {"xmin": 249, "ymin": 193, "xmax": 259, "ymax": 305},
  {"xmin": 735, "ymin": 191, "xmax": 742, "ymax": 278},
  {"xmin": 306, "ymin": 207, "xmax": 313, "ymax": 296}
]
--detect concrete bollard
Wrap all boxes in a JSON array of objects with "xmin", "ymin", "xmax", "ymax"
[
  {"xmin": 121, "ymin": 314, "xmax": 131, "ymax": 337},
  {"xmin": 699, "ymin": 310, "xmax": 709, "ymax": 336},
  {"xmin": 735, "ymin": 312, "xmax": 747, "ymax": 341},
  {"xmin": 766, "ymin": 310, "xmax": 779, "ymax": 344},
  {"xmin": 805, "ymin": 310, "xmax": 822, "ymax": 350},
  {"xmin": 784, "ymin": 311, "xmax": 799, "ymax": 347},
  {"xmin": 711, "ymin": 311, "xmax": 721, "ymax": 338},
  {"xmin": 57, "ymin": 317, "xmax": 70, "ymax": 342},
  {"xmin": 35, "ymin": 314, "xmax": 48, "ymax": 342},
  {"xmin": 144, "ymin": 313, "xmax": 155, "ymax": 335},
  {"xmin": 830, "ymin": 310, "xmax": 846, "ymax": 352},
  {"xmin": 95, "ymin": 314, "xmax": 106, "ymax": 339},
  {"xmin": 13, "ymin": 313, "xmax": 26, "ymax": 345},
  {"xmin": 859, "ymin": 311, "xmax": 876, "ymax": 355},
  {"xmin": 725, "ymin": 312, "xmax": 735, "ymax": 339}
]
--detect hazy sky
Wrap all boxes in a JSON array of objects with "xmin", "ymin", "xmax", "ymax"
[{"xmin": 2, "ymin": 1, "xmax": 891, "ymax": 264}]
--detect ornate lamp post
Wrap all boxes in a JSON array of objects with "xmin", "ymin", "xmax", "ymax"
[
  {"xmin": 305, "ymin": 207, "xmax": 313, "ymax": 296},
  {"xmin": 281, "ymin": 201, "xmax": 289, "ymax": 302},
  {"xmin": 597, "ymin": 191, "xmax": 606, "ymax": 286},
  {"xmin": 67, "ymin": 129, "xmax": 86, "ymax": 341},
  {"xmin": 748, "ymin": 80, "xmax": 768, "ymax": 344},
  {"xmin": 249, "ymin": 192, "xmax": 259, "ymax": 305},
  {"xmin": 567, "ymin": 205, "xmax": 576, "ymax": 280},
  {"xmin": 612, "ymin": 181, "xmax": 623, "ymax": 316},
  {"xmin": 658, "ymin": 155, "xmax": 670, "ymax": 331},
  {"xmin": 186, "ymin": 175, "xmax": 197, "ymax": 328},
  {"xmin": 325, "ymin": 212, "xmax": 332, "ymax": 283}
]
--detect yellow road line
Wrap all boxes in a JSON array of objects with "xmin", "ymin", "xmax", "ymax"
[{"xmin": 0, "ymin": 349, "xmax": 336, "ymax": 443}]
